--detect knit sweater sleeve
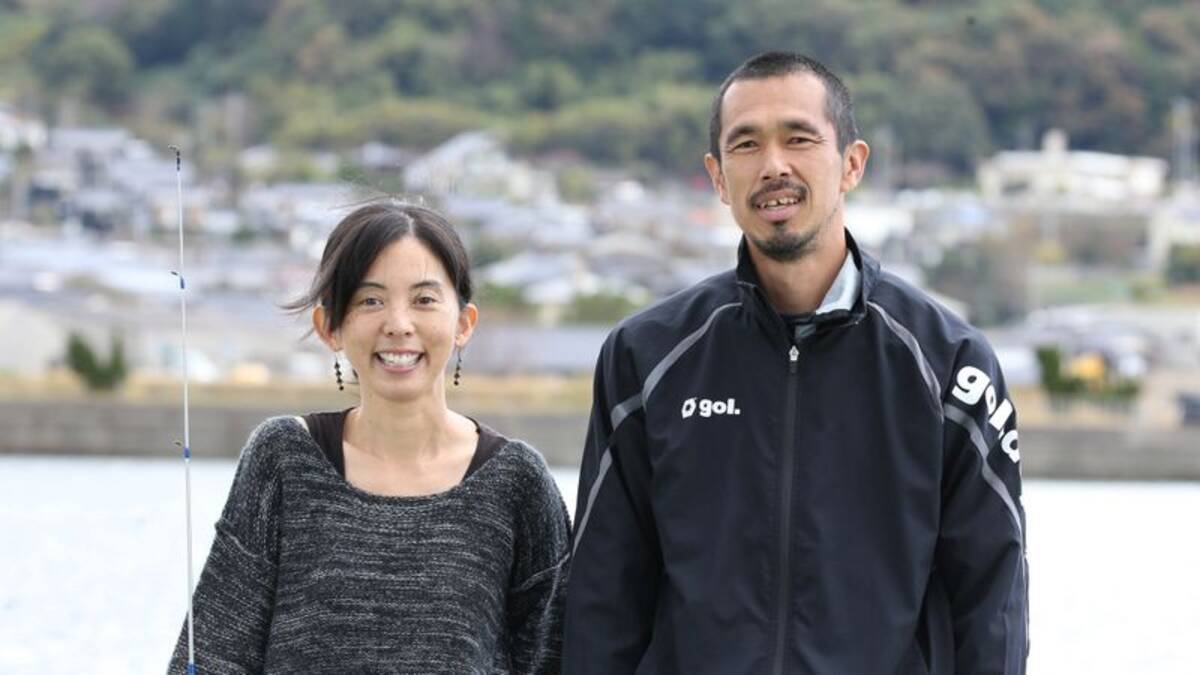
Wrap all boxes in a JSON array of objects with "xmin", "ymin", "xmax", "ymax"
[
  {"xmin": 505, "ymin": 444, "xmax": 572, "ymax": 675},
  {"xmin": 167, "ymin": 418, "xmax": 286, "ymax": 675}
]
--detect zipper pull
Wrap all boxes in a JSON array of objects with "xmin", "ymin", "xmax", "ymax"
[{"xmin": 788, "ymin": 345, "xmax": 799, "ymax": 373}]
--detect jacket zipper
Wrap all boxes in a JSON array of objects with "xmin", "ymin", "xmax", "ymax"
[{"xmin": 772, "ymin": 342, "xmax": 801, "ymax": 675}]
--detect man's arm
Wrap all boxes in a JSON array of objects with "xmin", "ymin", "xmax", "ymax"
[
  {"xmin": 562, "ymin": 335, "xmax": 662, "ymax": 674},
  {"xmin": 937, "ymin": 338, "xmax": 1029, "ymax": 674}
]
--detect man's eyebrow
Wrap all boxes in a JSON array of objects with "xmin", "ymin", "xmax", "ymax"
[
  {"xmin": 782, "ymin": 119, "xmax": 823, "ymax": 136},
  {"xmin": 724, "ymin": 123, "xmax": 760, "ymax": 145},
  {"xmin": 724, "ymin": 119, "xmax": 823, "ymax": 146}
]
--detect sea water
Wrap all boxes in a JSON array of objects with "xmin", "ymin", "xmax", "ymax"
[{"xmin": 0, "ymin": 456, "xmax": 1196, "ymax": 674}]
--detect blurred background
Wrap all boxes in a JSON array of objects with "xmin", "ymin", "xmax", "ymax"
[{"xmin": 0, "ymin": 0, "xmax": 1197, "ymax": 672}]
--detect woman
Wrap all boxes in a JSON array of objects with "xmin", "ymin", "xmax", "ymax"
[{"xmin": 169, "ymin": 201, "xmax": 570, "ymax": 674}]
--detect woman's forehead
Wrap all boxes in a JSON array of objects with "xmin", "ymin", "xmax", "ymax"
[{"xmin": 361, "ymin": 237, "xmax": 452, "ymax": 287}]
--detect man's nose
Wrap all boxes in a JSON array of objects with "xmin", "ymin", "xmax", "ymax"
[{"xmin": 759, "ymin": 143, "xmax": 792, "ymax": 181}]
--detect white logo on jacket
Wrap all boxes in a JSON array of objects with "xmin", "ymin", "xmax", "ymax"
[
  {"xmin": 951, "ymin": 365, "xmax": 1020, "ymax": 463},
  {"xmin": 681, "ymin": 397, "xmax": 742, "ymax": 419}
]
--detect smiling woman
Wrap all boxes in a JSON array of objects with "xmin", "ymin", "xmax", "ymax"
[{"xmin": 167, "ymin": 201, "xmax": 571, "ymax": 674}]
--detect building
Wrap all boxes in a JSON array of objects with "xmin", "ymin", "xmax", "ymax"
[{"xmin": 978, "ymin": 129, "xmax": 1168, "ymax": 206}]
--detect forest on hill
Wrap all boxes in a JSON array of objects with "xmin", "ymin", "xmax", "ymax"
[{"xmin": 2, "ymin": 0, "xmax": 1197, "ymax": 179}]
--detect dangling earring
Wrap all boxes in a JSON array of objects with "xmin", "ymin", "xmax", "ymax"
[
  {"xmin": 333, "ymin": 356, "xmax": 344, "ymax": 391},
  {"xmin": 453, "ymin": 347, "xmax": 463, "ymax": 387}
]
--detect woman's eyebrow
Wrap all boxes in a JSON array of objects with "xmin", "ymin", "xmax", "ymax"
[{"xmin": 411, "ymin": 280, "xmax": 442, "ymax": 291}]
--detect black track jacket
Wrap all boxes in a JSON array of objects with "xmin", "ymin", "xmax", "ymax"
[{"xmin": 563, "ymin": 233, "xmax": 1028, "ymax": 674}]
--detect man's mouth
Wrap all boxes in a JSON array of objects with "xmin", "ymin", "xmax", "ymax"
[
  {"xmin": 757, "ymin": 195, "xmax": 801, "ymax": 208},
  {"xmin": 753, "ymin": 193, "xmax": 805, "ymax": 222},
  {"xmin": 750, "ymin": 183, "xmax": 807, "ymax": 222}
]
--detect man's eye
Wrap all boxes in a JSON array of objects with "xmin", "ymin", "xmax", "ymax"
[
  {"xmin": 415, "ymin": 295, "xmax": 438, "ymax": 305},
  {"xmin": 730, "ymin": 140, "xmax": 756, "ymax": 151},
  {"xmin": 789, "ymin": 137, "xmax": 813, "ymax": 145}
]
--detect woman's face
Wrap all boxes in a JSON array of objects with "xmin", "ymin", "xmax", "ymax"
[{"xmin": 317, "ymin": 236, "xmax": 476, "ymax": 403}]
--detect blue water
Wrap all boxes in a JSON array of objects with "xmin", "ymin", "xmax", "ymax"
[{"xmin": 1, "ymin": 456, "xmax": 1197, "ymax": 674}]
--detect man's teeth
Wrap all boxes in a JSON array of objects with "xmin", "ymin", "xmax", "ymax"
[
  {"xmin": 759, "ymin": 196, "xmax": 800, "ymax": 208},
  {"xmin": 378, "ymin": 352, "xmax": 420, "ymax": 367}
]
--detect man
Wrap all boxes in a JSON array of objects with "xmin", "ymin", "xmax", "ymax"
[{"xmin": 563, "ymin": 52, "xmax": 1028, "ymax": 674}]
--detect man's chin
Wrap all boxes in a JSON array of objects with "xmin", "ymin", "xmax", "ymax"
[{"xmin": 750, "ymin": 229, "xmax": 819, "ymax": 263}]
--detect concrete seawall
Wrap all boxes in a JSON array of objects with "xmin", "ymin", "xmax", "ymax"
[{"xmin": 1, "ymin": 400, "xmax": 1197, "ymax": 480}]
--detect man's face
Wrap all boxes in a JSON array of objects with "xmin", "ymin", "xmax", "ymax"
[{"xmin": 705, "ymin": 72, "xmax": 866, "ymax": 262}]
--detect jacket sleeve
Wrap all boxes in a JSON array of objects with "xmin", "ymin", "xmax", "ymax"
[
  {"xmin": 506, "ymin": 447, "xmax": 572, "ymax": 674},
  {"xmin": 167, "ymin": 421, "xmax": 283, "ymax": 675},
  {"xmin": 937, "ymin": 337, "xmax": 1029, "ymax": 674},
  {"xmin": 562, "ymin": 333, "xmax": 662, "ymax": 674}
]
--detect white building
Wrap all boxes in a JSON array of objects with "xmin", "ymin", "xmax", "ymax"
[
  {"xmin": 978, "ymin": 129, "xmax": 1168, "ymax": 205},
  {"xmin": 404, "ymin": 131, "xmax": 557, "ymax": 204},
  {"xmin": 1148, "ymin": 190, "xmax": 1200, "ymax": 271},
  {"xmin": 0, "ymin": 105, "xmax": 47, "ymax": 152}
]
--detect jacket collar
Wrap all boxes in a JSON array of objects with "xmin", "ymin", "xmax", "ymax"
[{"xmin": 735, "ymin": 228, "xmax": 879, "ymax": 327}]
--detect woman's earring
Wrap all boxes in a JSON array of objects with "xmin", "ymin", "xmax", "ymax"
[
  {"xmin": 334, "ymin": 357, "xmax": 344, "ymax": 391},
  {"xmin": 453, "ymin": 348, "xmax": 463, "ymax": 387}
]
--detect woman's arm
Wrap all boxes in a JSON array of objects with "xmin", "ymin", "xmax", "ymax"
[
  {"xmin": 167, "ymin": 419, "xmax": 287, "ymax": 674},
  {"xmin": 505, "ymin": 446, "xmax": 572, "ymax": 675}
]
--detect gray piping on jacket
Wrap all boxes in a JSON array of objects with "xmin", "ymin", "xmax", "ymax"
[
  {"xmin": 572, "ymin": 302, "xmax": 742, "ymax": 556},
  {"xmin": 944, "ymin": 404, "xmax": 1024, "ymax": 539},
  {"xmin": 867, "ymin": 301, "xmax": 943, "ymax": 418}
]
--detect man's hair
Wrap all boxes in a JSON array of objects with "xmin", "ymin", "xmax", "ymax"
[{"xmin": 708, "ymin": 51, "xmax": 859, "ymax": 162}]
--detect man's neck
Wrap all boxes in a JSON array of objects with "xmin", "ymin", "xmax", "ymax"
[{"xmin": 749, "ymin": 225, "xmax": 848, "ymax": 316}]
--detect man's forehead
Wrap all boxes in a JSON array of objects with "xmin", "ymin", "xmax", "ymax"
[{"xmin": 721, "ymin": 72, "xmax": 830, "ymax": 135}]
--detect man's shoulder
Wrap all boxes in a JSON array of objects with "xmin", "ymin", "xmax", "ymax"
[
  {"xmin": 870, "ymin": 268, "xmax": 976, "ymax": 335},
  {"xmin": 866, "ymin": 267, "xmax": 996, "ymax": 370},
  {"xmin": 610, "ymin": 268, "xmax": 740, "ymax": 341}
]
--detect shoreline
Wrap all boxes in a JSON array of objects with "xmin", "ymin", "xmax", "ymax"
[{"xmin": 2, "ymin": 391, "xmax": 1197, "ymax": 480}]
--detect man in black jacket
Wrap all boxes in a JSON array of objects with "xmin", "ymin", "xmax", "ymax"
[{"xmin": 563, "ymin": 51, "xmax": 1029, "ymax": 674}]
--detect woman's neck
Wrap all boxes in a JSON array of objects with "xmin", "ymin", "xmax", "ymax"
[{"xmin": 347, "ymin": 390, "xmax": 456, "ymax": 463}]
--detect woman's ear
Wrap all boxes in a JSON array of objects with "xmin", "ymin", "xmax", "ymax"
[
  {"xmin": 456, "ymin": 303, "xmax": 479, "ymax": 348},
  {"xmin": 312, "ymin": 305, "xmax": 341, "ymax": 351}
]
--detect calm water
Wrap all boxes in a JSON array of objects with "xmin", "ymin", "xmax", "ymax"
[{"xmin": 1, "ymin": 455, "xmax": 1197, "ymax": 674}]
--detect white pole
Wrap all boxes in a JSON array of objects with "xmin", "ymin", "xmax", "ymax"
[{"xmin": 170, "ymin": 145, "xmax": 197, "ymax": 675}]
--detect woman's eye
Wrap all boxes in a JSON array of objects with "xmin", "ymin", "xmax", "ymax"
[
  {"xmin": 415, "ymin": 295, "xmax": 438, "ymax": 305},
  {"xmin": 360, "ymin": 297, "xmax": 383, "ymax": 307}
]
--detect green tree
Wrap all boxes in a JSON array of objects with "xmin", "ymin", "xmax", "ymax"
[
  {"xmin": 565, "ymin": 291, "xmax": 643, "ymax": 324},
  {"xmin": 1166, "ymin": 245, "xmax": 1200, "ymax": 285},
  {"xmin": 38, "ymin": 26, "xmax": 134, "ymax": 107},
  {"xmin": 66, "ymin": 333, "xmax": 128, "ymax": 392}
]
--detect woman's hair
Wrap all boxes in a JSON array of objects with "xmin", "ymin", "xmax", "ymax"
[{"xmin": 285, "ymin": 200, "xmax": 473, "ymax": 334}]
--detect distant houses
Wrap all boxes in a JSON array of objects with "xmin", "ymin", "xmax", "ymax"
[{"xmin": 2, "ymin": 107, "xmax": 1199, "ymax": 385}]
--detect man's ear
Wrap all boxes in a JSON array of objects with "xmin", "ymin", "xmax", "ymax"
[
  {"xmin": 455, "ymin": 303, "xmax": 479, "ymax": 348},
  {"xmin": 312, "ymin": 305, "xmax": 341, "ymax": 351},
  {"xmin": 840, "ymin": 139, "xmax": 870, "ymax": 193},
  {"xmin": 704, "ymin": 153, "xmax": 731, "ymax": 205}
]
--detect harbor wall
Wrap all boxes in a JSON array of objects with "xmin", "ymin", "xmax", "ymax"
[{"xmin": 1, "ymin": 400, "xmax": 1197, "ymax": 480}]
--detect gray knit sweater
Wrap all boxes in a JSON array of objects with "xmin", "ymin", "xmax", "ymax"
[{"xmin": 168, "ymin": 416, "xmax": 571, "ymax": 674}]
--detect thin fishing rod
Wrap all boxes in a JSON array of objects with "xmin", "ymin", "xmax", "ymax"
[{"xmin": 168, "ymin": 144, "xmax": 197, "ymax": 675}]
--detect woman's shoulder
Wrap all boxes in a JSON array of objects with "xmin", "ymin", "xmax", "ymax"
[
  {"xmin": 485, "ymin": 435, "xmax": 567, "ymax": 509},
  {"xmin": 234, "ymin": 415, "xmax": 315, "ymax": 473},
  {"xmin": 488, "ymin": 433, "xmax": 553, "ymax": 478}
]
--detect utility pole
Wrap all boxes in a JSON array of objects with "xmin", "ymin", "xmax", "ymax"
[{"xmin": 1171, "ymin": 97, "xmax": 1196, "ymax": 191}]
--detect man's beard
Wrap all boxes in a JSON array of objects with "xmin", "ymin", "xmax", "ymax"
[
  {"xmin": 746, "ymin": 179, "xmax": 825, "ymax": 262},
  {"xmin": 750, "ymin": 223, "xmax": 821, "ymax": 262}
]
